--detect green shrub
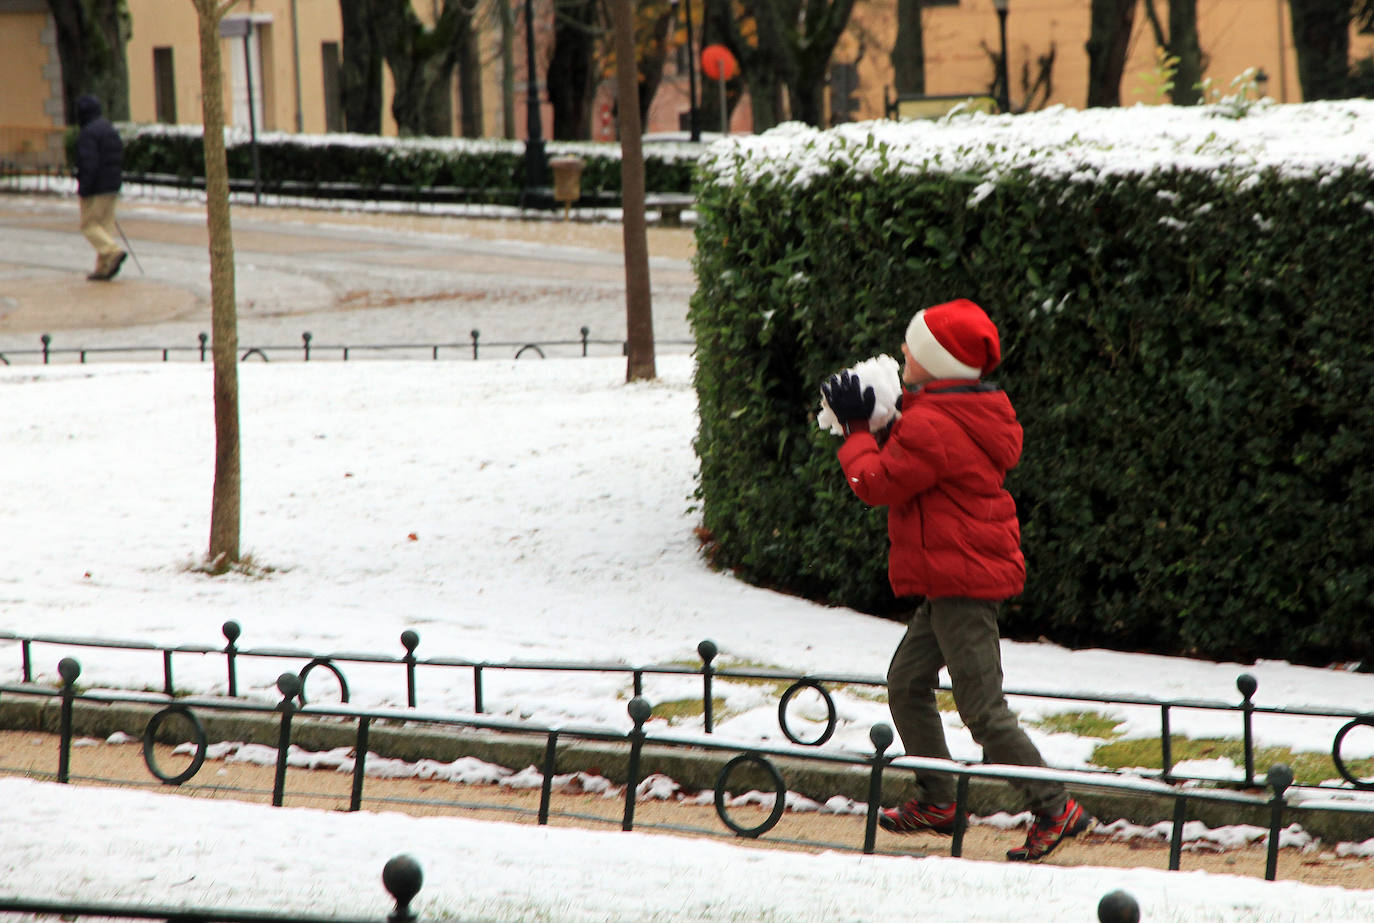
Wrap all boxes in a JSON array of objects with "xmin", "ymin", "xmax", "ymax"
[
  {"xmin": 117, "ymin": 125, "xmax": 700, "ymax": 202},
  {"xmin": 690, "ymin": 103, "xmax": 1374, "ymax": 664}
]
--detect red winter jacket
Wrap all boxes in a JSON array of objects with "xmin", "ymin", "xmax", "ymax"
[{"xmin": 836, "ymin": 380, "xmax": 1025, "ymax": 600}]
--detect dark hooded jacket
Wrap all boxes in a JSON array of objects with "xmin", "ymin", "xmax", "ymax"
[
  {"xmin": 837, "ymin": 379, "xmax": 1026, "ymax": 600},
  {"xmin": 75, "ymin": 94, "xmax": 123, "ymax": 198}
]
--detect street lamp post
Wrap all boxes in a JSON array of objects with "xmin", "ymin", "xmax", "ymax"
[
  {"xmin": 523, "ymin": 0, "xmax": 546, "ymax": 199},
  {"xmin": 993, "ymin": 0, "xmax": 1011, "ymax": 114},
  {"xmin": 672, "ymin": 0, "xmax": 701, "ymax": 141}
]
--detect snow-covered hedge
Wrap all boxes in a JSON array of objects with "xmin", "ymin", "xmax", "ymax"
[
  {"xmin": 690, "ymin": 100, "xmax": 1374, "ymax": 665},
  {"xmin": 114, "ymin": 124, "xmax": 699, "ymax": 203}
]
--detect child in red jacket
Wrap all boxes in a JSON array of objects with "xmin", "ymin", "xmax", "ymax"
[{"xmin": 822, "ymin": 298, "xmax": 1093, "ymax": 862}]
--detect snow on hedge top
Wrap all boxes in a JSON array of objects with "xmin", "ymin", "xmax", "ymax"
[
  {"xmin": 123, "ymin": 123, "xmax": 707, "ymax": 164},
  {"xmin": 701, "ymin": 100, "xmax": 1374, "ymax": 190}
]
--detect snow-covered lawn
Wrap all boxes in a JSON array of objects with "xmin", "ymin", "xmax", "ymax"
[{"xmin": 4, "ymin": 355, "xmax": 1374, "ymax": 921}]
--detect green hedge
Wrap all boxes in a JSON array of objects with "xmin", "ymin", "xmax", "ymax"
[
  {"xmin": 689, "ymin": 102, "xmax": 1374, "ymax": 665},
  {"xmin": 112, "ymin": 125, "xmax": 698, "ymax": 201}
]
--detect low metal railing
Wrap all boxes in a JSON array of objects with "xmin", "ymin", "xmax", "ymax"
[
  {"xmin": 0, "ymin": 330, "xmax": 695, "ymax": 366},
  {"xmin": 0, "ymin": 650, "xmax": 1340, "ymax": 882},
  {"xmin": 3, "ymin": 622, "xmax": 1371, "ymax": 793},
  {"xmin": 0, "ymin": 853, "xmax": 432, "ymax": 923},
  {"xmin": 0, "ymin": 831, "xmax": 1145, "ymax": 923}
]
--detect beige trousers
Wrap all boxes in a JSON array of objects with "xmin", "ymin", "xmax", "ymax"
[{"xmin": 80, "ymin": 193, "xmax": 122, "ymax": 260}]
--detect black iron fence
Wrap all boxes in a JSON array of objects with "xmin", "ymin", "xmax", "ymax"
[
  {"xmin": 0, "ymin": 163, "xmax": 611, "ymax": 212},
  {"xmin": 3, "ymin": 625, "xmax": 1374, "ymax": 882},
  {"xmin": 0, "ymin": 853, "xmax": 433, "ymax": 923},
  {"xmin": 4, "ymin": 622, "xmax": 1372, "ymax": 792},
  {"xmin": 0, "ymin": 329, "xmax": 695, "ymax": 366}
]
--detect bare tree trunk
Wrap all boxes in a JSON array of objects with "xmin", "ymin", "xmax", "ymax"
[
  {"xmin": 339, "ymin": 0, "xmax": 383, "ymax": 133},
  {"xmin": 1166, "ymin": 0, "xmax": 1202, "ymax": 104},
  {"xmin": 548, "ymin": 0, "xmax": 600, "ymax": 140},
  {"xmin": 458, "ymin": 16, "xmax": 483, "ymax": 137},
  {"xmin": 610, "ymin": 0, "xmax": 654, "ymax": 383},
  {"xmin": 499, "ymin": 0, "xmax": 517, "ymax": 138},
  {"xmin": 892, "ymin": 0, "xmax": 925, "ymax": 96},
  {"xmin": 191, "ymin": 0, "xmax": 242, "ymax": 570},
  {"xmin": 1142, "ymin": 0, "xmax": 1203, "ymax": 104},
  {"xmin": 374, "ymin": 0, "xmax": 469, "ymax": 137},
  {"xmin": 46, "ymin": 0, "xmax": 131, "ymax": 122},
  {"xmin": 1085, "ymin": 0, "xmax": 1136, "ymax": 106},
  {"xmin": 1289, "ymin": 0, "xmax": 1353, "ymax": 99}
]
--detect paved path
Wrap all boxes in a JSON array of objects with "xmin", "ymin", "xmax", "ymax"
[{"xmin": 0, "ymin": 194, "xmax": 697, "ymax": 360}]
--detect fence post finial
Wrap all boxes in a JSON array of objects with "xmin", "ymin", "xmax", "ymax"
[
  {"xmin": 382, "ymin": 854, "xmax": 423, "ymax": 923},
  {"xmin": 1097, "ymin": 889, "xmax": 1140, "ymax": 923}
]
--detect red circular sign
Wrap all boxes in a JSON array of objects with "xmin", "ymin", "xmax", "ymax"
[{"xmin": 701, "ymin": 44, "xmax": 738, "ymax": 82}]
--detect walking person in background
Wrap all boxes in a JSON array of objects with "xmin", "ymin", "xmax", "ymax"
[
  {"xmin": 74, "ymin": 93, "xmax": 126, "ymax": 281},
  {"xmin": 820, "ymin": 298, "xmax": 1094, "ymax": 862}
]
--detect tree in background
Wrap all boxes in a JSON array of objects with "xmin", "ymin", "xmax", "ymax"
[
  {"xmin": 548, "ymin": 0, "xmax": 602, "ymax": 139},
  {"xmin": 1289, "ymin": 0, "xmax": 1354, "ymax": 99},
  {"xmin": 47, "ymin": 0, "xmax": 131, "ymax": 123},
  {"xmin": 609, "ymin": 0, "xmax": 654, "ymax": 382},
  {"xmin": 1085, "ymin": 0, "xmax": 1137, "ymax": 106},
  {"xmin": 1141, "ymin": 0, "xmax": 1203, "ymax": 104},
  {"xmin": 495, "ymin": 0, "xmax": 517, "ymax": 138},
  {"xmin": 578, "ymin": 0, "xmax": 684, "ymax": 136},
  {"xmin": 188, "ymin": 0, "xmax": 243, "ymax": 571},
  {"xmin": 338, "ymin": 0, "xmax": 484, "ymax": 137},
  {"xmin": 374, "ymin": 0, "xmax": 477, "ymax": 136},
  {"xmin": 339, "ymin": 0, "xmax": 384, "ymax": 133},
  {"xmin": 630, "ymin": 0, "xmax": 677, "ymax": 124},
  {"xmin": 457, "ymin": 9, "xmax": 484, "ymax": 136},
  {"xmin": 705, "ymin": 0, "xmax": 858, "ymax": 129},
  {"xmin": 697, "ymin": 0, "xmax": 746, "ymax": 131},
  {"xmin": 891, "ymin": 0, "xmax": 925, "ymax": 97}
]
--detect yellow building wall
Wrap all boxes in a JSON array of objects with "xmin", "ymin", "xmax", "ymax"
[
  {"xmin": 7, "ymin": 0, "xmax": 1374, "ymax": 149},
  {"xmin": 0, "ymin": 5, "xmax": 64, "ymax": 162},
  {"xmin": 845, "ymin": 0, "xmax": 1374, "ymax": 120},
  {"xmin": 126, "ymin": 0, "xmax": 349, "ymax": 135}
]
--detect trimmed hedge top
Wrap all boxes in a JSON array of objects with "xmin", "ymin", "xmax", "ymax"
[{"xmin": 699, "ymin": 100, "xmax": 1374, "ymax": 187}]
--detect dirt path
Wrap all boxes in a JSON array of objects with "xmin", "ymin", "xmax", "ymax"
[{"xmin": 5, "ymin": 730, "xmax": 1373, "ymax": 890}]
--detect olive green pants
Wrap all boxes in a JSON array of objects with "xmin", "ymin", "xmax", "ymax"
[{"xmin": 886, "ymin": 596, "xmax": 1066, "ymax": 814}]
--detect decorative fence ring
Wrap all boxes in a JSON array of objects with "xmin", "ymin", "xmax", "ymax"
[
  {"xmin": 142, "ymin": 704, "xmax": 207, "ymax": 785},
  {"xmin": 297, "ymin": 657, "xmax": 351, "ymax": 706},
  {"xmin": 1332, "ymin": 716, "xmax": 1374, "ymax": 789},
  {"xmin": 240, "ymin": 348, "xmax": 269, "ymax": 362},
  {"xmin": 713, "ymin": 752, "xmax": 787, "ymax": 838},
  {"xmin": 514, "ymin": 344, "xmax": 546, "ymax": 359},
  {"xmin": 777, "ymin": 678, "xmax": 837, "ymax": 746}
]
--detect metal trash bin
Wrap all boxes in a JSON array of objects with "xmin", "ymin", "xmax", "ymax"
[{"xmin": 549, "ymin": 156, "xmax": 585, "ymax": 219}]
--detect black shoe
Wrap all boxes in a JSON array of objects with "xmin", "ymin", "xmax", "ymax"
[{"xmin": 106, "ymin": 251, "xmax": 128, "ymax": 280}]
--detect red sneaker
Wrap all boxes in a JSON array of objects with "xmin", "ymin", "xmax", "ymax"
[
  {"xmin": 1006, "ymin": 797, "xmax": 1094, "ymax": 861},
  {"xmin": 878, "ymin": 799, "xmax": 957, "ymax": 835}
]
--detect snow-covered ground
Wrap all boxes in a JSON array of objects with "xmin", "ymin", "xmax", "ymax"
[
  {"xmin": 4, "ymin": 354, "xmax": 1374, "ymax": 922},
  {"xmin": 6, "ymin": 97, "xmax": 1374, "ymax": 919}
]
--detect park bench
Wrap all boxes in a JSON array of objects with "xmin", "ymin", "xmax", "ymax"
[
  {"xmin": 883, "ymin": 91, "xmax": 1000, "ymax": 120},
  {"xmin": 644, "ymin": 192, "xmax": 695, "ymax": 227}
]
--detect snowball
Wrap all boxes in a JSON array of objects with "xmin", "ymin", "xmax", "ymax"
[{"xmin": 817, "ymin": 354, "xmax": 903, "ymax": 437}]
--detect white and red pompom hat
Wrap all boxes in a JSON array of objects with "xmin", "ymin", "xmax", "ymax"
[{"xmin": 904, "ymin": 298, "xmax": 1002, "ymax": 379}]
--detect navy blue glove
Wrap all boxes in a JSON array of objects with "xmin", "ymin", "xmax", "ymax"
[{"xmin": 822, "ymin": 371, "xmax": 875, "ymax": 436}]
